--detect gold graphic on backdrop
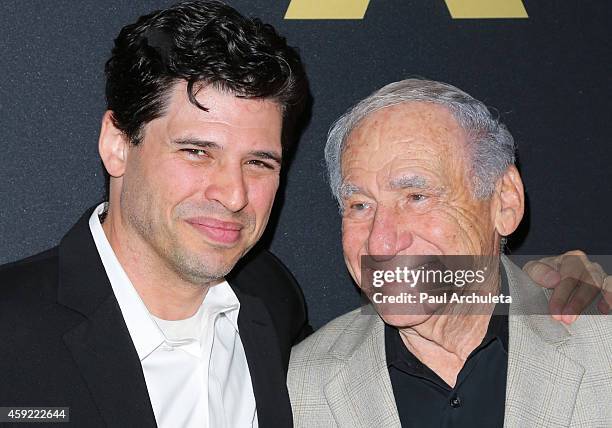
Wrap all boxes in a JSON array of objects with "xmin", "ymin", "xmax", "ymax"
[
  {"xmin": 284, "ymin": 0, "xmax": 370, "ymax": 19},
  {"xmin": 284, "ymin": 0, "xmax": 528, "ymax": 20},
  {"xmin": 444, "ymin": 0, "xmax": 528, "ymax": 19}
]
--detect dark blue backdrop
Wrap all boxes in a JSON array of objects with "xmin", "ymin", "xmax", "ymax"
[{"xmin": 1, "ymin": 0, "xmax": 610, "ymax": 327}]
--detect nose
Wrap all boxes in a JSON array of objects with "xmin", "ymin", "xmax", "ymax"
[
  {"xmin": 204, "ymin": 161, "xmax": 248, "ymax": 213},
  {"xmin": 366, "ymin": 206, "xmax": 413, "ymax": 261}
]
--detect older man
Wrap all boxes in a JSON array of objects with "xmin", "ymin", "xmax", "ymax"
[{"xmin": 288, "ymin": 78, "xmax": 611, "ymax": 427}]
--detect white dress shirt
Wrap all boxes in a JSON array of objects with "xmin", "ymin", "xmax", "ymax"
[{"xmin": 88, "ymin": 203, "xmax": 258, "ymax": 428}]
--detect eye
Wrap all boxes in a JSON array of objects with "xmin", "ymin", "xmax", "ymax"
[
  {"xmin": 350, "ymin": 202, "xmax": 370, "ymax": 211},
  {"xmin": 246, "ymin": 159, "xmax": 275, "ymax": 170},
  {"xmin": 181, "ymin": 148, "xmax": 209, "ymax": 158},
  {"xmin": 409, "ymin": 194, "xmax": 427, "ymax": 202}
]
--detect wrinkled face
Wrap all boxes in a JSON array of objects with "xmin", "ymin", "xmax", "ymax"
[
  {"xmin": 340, "ymin": 102, "xmax": 501, "ymax": 326},
  {"xmin": 120, "ymin": 83, "xmax": 283, "ymax": 284}
]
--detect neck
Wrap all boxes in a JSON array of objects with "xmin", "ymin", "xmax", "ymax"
[
  {"xmin": 398, "ymin": 267, "xmax": 501, "ymax": 387},
  {"xmin": 102, "ymin": 206, "xmax": 215, "ymax": 320},
  {"xmin": 398, "ymin": 314, "xmax": 492, "ymax": 387}
]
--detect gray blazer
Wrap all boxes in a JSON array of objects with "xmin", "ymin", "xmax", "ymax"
[{"xmin": 288, "ymin": 258, "xmax": 612, "ymax": 427}]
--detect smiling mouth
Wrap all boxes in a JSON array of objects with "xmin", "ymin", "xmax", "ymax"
[{"xmin": 185, "ymin": 217, "xmax": 244, "ymax": 245}]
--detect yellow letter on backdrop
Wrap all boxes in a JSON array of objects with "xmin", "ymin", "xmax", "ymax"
[
  {"xmin": 444, "ymin": 0, "xmax": 528, "ymax": 19},
  {"xmin": 285, "ymin": 0, "xmax": 371, "ymax": 20}
]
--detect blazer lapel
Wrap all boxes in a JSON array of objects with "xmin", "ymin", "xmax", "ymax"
[
  {"xmin": 62, "ymin": 296, "xmax": 158, "ymax": 427},
  {"xmin": 234, "ymin": 288, "xmax": 293, "ymax": 428},
  {"xmin": 57, "ymin": 209, "xmax": 157, "ymax": 427},
  {"xmin": 503, "ymin": 257, "xmax": 584, "ymax": 428},
  {"xmin": 323, "ymin": 314, "xmax": 401, "ymax": 428}
]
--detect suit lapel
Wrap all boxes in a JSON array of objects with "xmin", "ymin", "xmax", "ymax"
[
  {"xmin": 324, "ymin": 315, "xmax": 401, "ymax": 428},
  {"xmin": 503, "ymin": 257, "xmax": 584, "ymax": 428},
  {"xmin": 234, "ymin": 288, "xmax": 293, "ymax": 428},
  {"xmin": 58, "ymin": 209, "xmax": 157, "ymax": 427},
  {"xmin": 504, "ymin": 317, "xmax": 584, "ymax": 428},
  {"xmin": 62, "ymin": 296, "xmax": 158, "ymax": 427}
]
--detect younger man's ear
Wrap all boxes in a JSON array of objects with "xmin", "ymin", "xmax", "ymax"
[
  {"xmin": 493, "ymin": 165, "xmax": 525, "ymax": 236},
  {"xmin": 98, "ymin": 110, "xmax": 129, "ymax": 178}
]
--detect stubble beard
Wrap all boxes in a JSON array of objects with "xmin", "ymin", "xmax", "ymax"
[{"xmin": 121, "ymin": 190, "xmax": 236, "ymax": 288}]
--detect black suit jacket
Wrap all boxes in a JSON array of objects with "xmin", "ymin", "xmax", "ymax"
[{"xmin": 0, "ymin": 208, "xmax": 311, "ymax": 427}]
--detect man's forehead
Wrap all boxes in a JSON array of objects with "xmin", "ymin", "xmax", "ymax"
[
  {"xmin": 144, "ymin": 81, "xmax": 283, "ymax": 142},
  {"xmin": 350, "ymin": 101, "xmax": 460, "ymax": 139},
  {"xmin": 338, "ymin": 102, "xmax": 469, "ymax": 198},
  {"xmin": 342, "ymin": 102, "xmax": 466, "ymax": 167},
  {"xmin": 165, "ymin": 81, "xmax": 282, "ymax": 119}
]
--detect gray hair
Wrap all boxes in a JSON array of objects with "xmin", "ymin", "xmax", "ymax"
[{"xmin": 325, "ymin": 78, "xmax": 516, "ymax": 209}]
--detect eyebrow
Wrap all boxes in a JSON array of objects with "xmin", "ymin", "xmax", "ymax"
[
  {"xmin": 339, "ymin": 182, "xmax": 363, "ymax": 199},
  {"xmin": 172, "ymin": 138, "xmax": 282, "ymax": 165},
  {"xmin": 172, "ymin": 138, "xmax": 220, "ymax": 149},
  {"xmin": 389, "ymin": 175, "xmax": 429, "ymax": 190}
]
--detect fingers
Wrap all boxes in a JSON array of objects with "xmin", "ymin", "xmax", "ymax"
[
  {"xmin": 523, "ymin": 251, "xmax": 610, "ymax": 321},
  {"xmin": 549, "ymin": 277, "xmax": 578, "ymax": 321},
  {"xmin": 549, "ymin": 252, "xmax": 591, "ymax": 322},
  {"xmin": 547, "ymin": 253, "xmax": 583, "ymax": 320},
  {"xmin": 523, "ymin": 258, "xmax": 561, "ymax": 288},
  {"xmin": 553, "ymin": 252, "xmax": 607, "ymax": 323},
  {"xmin": 559, "ymin": 263, "xmax": 605, "ymax": 323}
]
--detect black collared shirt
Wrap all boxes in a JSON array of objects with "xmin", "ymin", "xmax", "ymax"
[{"xmin": 385, "ymin": 281, "xmax": 509, "ymax": 427}]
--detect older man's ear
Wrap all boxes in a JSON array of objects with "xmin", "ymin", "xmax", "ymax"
[{"xmin": 492, "ymin": 165, "xmax": 525, "ymax": 237}]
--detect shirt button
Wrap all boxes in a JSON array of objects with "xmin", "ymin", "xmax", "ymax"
[{"xmin": 450, "ymin": 395, "xmax": 461, "ymax": 408}]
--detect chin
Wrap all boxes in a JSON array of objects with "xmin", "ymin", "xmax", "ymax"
[
  {"xmin": 166, "ymin": 245, "xmax": 236, "ymax": 282},
  {"xmin": 380, "ymin": 313, "xmax": 433, "ymax": 328},
  {"xmin": 197, "ymin": 251, "xmax": 240, "ymax": 272},
  {"xmin": 181, "ymin": 259, "xmax": 234, "ymax": 284}
]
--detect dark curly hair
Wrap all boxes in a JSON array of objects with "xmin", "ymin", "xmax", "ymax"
[{"xmin": 105, "ymin": 0, "xmax": 308, "ymax": 151}]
